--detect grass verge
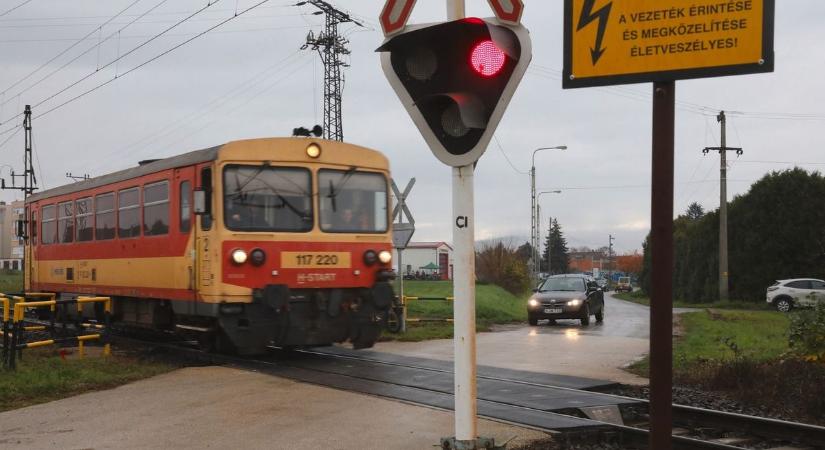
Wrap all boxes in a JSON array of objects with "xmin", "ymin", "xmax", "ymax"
[
  {"xmin": 385, "ymin": 280, "xmax": 526, "ymax": 342},
  {"xmin": 0, "ymin": 348, "xmax": 176, "ymax": 412},
  {"xmin": 626, "ymin": 309, "xmax": 825, "ymax": 423},
  {"xmin": 613, "ymin": 290, "xmax": 770, "ymax": 310}
]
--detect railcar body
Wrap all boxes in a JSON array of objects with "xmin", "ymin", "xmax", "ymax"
[{"xmin": 24, "ymin": 138, "xmax": 395, "ymax": 354}]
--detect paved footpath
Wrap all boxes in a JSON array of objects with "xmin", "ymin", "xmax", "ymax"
[{"xmin": 0, "ymin": 366, "xmax": 548, "ymax": 450}]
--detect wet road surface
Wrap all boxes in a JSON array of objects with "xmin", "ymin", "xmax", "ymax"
[{"xmin": 371, "ymin": 292, "xmax": 687, "ymax": 385}]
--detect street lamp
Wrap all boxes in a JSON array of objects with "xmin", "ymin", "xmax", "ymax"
[
  {"xmin": 530, "ymin": 146, "xmax": 566, "ymax": 282},
  {"xmin": 536, "ymin": 190, "xmax": 562, "ymax": 278}
]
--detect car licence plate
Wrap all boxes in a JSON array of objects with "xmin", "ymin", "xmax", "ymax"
[{"xmin": 544, "ymin": 308, "xmax": 562, "ymax": 314}]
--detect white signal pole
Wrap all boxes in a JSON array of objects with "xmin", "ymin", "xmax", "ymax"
[
  {"xmin": 445, "ymin": 3, "xmax": 478, "ymax": 444},
  {"xmin": 446, "ymin": 2, "xmax": 476, "ymax": 445}
]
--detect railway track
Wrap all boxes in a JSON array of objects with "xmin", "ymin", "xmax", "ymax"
[{"xmin": 110, "ymin": 335, "xmax": 825, "ymax": 450}]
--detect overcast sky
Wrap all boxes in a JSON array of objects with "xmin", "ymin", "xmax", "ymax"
[{"xmin": 1, "ymin": 1, "xmax": 823, "ymax": 253}]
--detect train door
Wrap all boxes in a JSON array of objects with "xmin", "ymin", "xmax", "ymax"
[
  {"xmin": 174, "ymin": 166, "xmax": 197, "ymax": 299},
  {"xmin": 194, "ymin": 165, "xmax": 216, "ymax": 311}
]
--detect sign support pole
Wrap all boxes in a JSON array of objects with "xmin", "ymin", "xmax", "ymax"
[
  {"xmin": 445, "ymin": 1, "xmax": 479, "ymax": 444},
  {"xmin": 649, "ymin": 80, "xmax": 675, "ymax": 450},
  {"xmin": 451, "ymin": 164, "xmax": 477, "ymax": 443}
]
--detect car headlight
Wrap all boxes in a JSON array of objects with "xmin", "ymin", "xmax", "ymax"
[
  {"xmin": 378, "ymin": 250, "xmax": 392, "ymax": 264},
  {"xmin": 528, "ymin": 299, "xmax": 539, "ymax": 307},
  {"xmin": 231, "ymin": 249, "xmax": 248, "ymax": 264},
  {"xmin": 567, "ymin": 299, "xmax": 582, "ymax": 307}
]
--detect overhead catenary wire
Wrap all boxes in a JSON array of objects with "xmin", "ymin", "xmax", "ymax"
[
  {"xmin": 0, "ymin": 23, "xmax": 311, "ymax": 43},
  {"xmin": 31, "ymin": 0, "xmax": 278, "ymax": 124},
  {"xmin": 84, "ymin": 50, "xmax": 310, "ymax": 172},
  {"xmin": 0, "ymin": 0, "xmax": 165, "ymax": 112},
  {"xmin": 0, "ymin": 0, "xmax": 142, "ymax": 101},
  {"xmin": 492, "ymin": 135, "xmax": 528, "ymax": 175},
  {"xmin": 0, "ymin": 0, "xmax": 34, "ymax": 18},
  {"xmin": 135, "ymin": 54, "xmax": 314, "ymax": 160},
  {"xmin": 29, "ymin": 0, "xmax": 226, "ymax": 117},
  {"xmin": 0, "ymin": 3, "xmax": 294, "ymax": 23},
  {"xmin": 0, "ymin": 127, "xmax": 22, "ymax": 151}
]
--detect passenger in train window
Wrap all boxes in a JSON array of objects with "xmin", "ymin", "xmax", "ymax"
[{"xmin": 227, "ymin": 202, "xmax": 255, "ymax": 229}]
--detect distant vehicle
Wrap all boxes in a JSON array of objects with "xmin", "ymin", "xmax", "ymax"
[
  {"xmin": 615, "ymin": 276, "xmax": 633, "ymax": 293},
  {"xmin": 766, "ymin": 278, "xmax": 825, "ymax": 312},
  {"xmin": 527, "ymin": 274, "xmax": 605, "ymax": 326}
]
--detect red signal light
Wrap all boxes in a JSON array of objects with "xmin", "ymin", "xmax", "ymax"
[{"xmin": 470, "ymin": 40, "xmax": 506, "ymax": 77}]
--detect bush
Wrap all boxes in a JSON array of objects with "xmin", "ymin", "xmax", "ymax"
[
  {"xmin": 475, "ymin": 242, "xmax": 530, "ymax": 295},
  {"xmin": 788, "ymin": 302, "xmax": 825, "ymax": 361}
]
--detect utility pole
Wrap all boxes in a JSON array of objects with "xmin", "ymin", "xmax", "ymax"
[
  {"xmin": 546, "ymin": 216, "xmax": 552, "ymax": 275},
  {"xmin": 703, "ymin": 111, "xmax": 742, "ymax": 301},
  {"xmin": 299, "ymin": 0, "xmax": 361, "ymax": 142},
  {"xmin": 608, "ymin": 234, "xmax": 614, "ymax": 287},
  {"xmin": 530, "ymin": 146, "xmax": 566, "ymax": 282},
  {"xmin": 1, "ymin": 105, "xmax": 38, "ymax": 294}
]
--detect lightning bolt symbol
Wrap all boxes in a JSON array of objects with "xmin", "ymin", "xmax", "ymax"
[{"xmin": 577, "ymin": 0, "xmax": 613, "ymax": 65}]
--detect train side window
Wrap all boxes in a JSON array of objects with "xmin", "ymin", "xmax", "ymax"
[
  {"xmin": 143, "ymin": 181, "xmax": 169, "ymax": 236},
  {"xmin": 180, "ymin": 181, "xmax": 191, "ymax": 232},
  {"xmin": 57, "ymin": 201, "xmax": 74, "ymax": 243},
  {"xmin": 75, "ymin": 197, "xmax": 93, "ymax": 242},
  {"xmin": 31, "ymin": 210, "xmax": 37, "ymax": 245},
  {"xmin": 41, "ymin": 205, "xmax": 56, "ymax": 244},
  {"xmin": 95, "ymin": 193, "xmax": 116, "ymax": 240},
  {"xmin": 118, "ymin": 187, "xmax": 141, "ymax": 238},
  {"xmin": 200, "ymin": 168, "xmax": 212, "ymax": 231}
]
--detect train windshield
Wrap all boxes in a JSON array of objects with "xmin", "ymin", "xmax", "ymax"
[
  {"xmin": 223, "ymin": 165, "xmax": 313, "ymax": 232},
  {"xmin": 318, "ymin": 169, "xmax": 388, "ymax": 233}
]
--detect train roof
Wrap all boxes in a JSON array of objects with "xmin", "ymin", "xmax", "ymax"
[
  {"xmin": 26, "ymin": 137, "xmax": 389, "ymax": 204},
  {"xmin": 27, "ymin": 145, "xmax": 220, "ymax": 204}
]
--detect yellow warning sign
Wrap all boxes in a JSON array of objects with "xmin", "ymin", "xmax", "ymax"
[{"xmin": 563, "ymin": 0, "xmax": 774, "ymax": 88}]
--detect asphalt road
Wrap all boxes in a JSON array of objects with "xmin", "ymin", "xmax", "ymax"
[
  {"xmin": 529, "ymin": 291, "xmax": 652, "ymax": 339},
  {"xmin": 370, "ymin": 291, "xmax": 682, "ymax": 385}
]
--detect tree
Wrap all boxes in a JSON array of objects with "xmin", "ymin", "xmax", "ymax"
[
  {"xmin": 616, "ymin": 252, "xmax": 643, "ymax": 275},
  {"xmin": 515, "ymin": 241, "xmax": 534, "ymax": 263},
  {"xmin": 542, "ymin": 218, "xmax": 570, "ymax": 274},
  {"xmin": 686, "ymin": 202, "xmax": 705, "ymax": 220},
  {"xmin": 640, "ymin": 168, "xmax": 825, "ymax": 302}
]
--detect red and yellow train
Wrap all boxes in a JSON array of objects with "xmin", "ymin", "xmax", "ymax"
[{"xmin": 24, "ymin": 137, "xmax": 395, "ymax": 354}]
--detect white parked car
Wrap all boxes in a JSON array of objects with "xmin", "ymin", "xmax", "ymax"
[{"xmin": 766, "ymin": 278, "xmax": 825, "ymax": 312}]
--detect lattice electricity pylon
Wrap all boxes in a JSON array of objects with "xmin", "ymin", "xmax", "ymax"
[
  {"xmin": 1, "ymin": 105, "xmax": 38, "ymax": 243},
  {"xmin": 299, "ymin": 0, "xmax": 361, "ymax": 142}
]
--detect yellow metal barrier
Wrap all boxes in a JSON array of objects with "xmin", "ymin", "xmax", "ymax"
[
  {"xmin": 396, "ymin": 296, "xmax": 456, "ymax": 329},
  {"xmin": 3, "ymin": 294, "xmax": 113, "ymax": 369}
]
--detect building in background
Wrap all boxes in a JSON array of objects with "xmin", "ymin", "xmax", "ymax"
[
  {"xmin": 568, "ymin": 249, "xmax": 608, "ymax": 275},
  {"xmin": 0, "ymin": 200, "xmax": 24, "ymax": 270},
  {"xmin": 392, "ymin": 241, "xmax": 453, "ymax": 280}
]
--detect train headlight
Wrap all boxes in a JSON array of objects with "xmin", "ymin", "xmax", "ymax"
[
  {"xmin": 250, "ymin": 248, "xmax": 266, "ymax": 266},
  {"xmin": 306, "ymin": 143, "xmax": 321, "ymax": 158},
  {"xmin": 363, "ymin": 250, "xmax": 378, "ymax": 266},
  {"xmin": 231, "ymin": 249, "xmax": 248, "ymax": 264},
  {"xmin": 378, "ymin": 250, "xmax": 392, "ymax": 264}
]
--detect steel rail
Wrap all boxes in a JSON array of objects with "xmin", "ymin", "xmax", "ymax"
[
  {"xmin": 294, "ymin": 348, "xmax": 825, "ymax": 449},
  {"xmin": 101, "ymin": 336, "xmax": 820, "ymax": 450}
]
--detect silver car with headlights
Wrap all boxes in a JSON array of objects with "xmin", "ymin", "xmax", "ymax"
[{"xmin": 528, "ymin": 274, "xmax": 605, "ymax": 326}]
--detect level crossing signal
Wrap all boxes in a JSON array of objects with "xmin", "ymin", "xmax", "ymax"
[{"xmin": 378, "ymin": 18, "xmax": 531, "ymax": 167}]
